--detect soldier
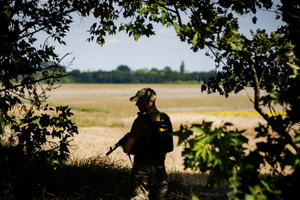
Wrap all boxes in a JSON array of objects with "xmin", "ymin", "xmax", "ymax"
[{"xmin": 123, "ymin": 88, "xmax": 173, "ymax": 200}]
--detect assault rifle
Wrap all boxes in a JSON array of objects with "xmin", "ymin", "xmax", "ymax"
[{"xmin": 106, "ymin": 133, "xmax": 129, "ymax": 156}]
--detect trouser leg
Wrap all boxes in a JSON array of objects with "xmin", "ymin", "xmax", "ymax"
[
  {"xmin": 131, "ymin": 164, "xmax": 150, "ymax": 200},
  {"xmin": 149, "ymin": 165, "xmax": 168, "ymax": 200},
  {"xmin": 130, "ymin": 163, "xmax": 168, "ymax": 200}
]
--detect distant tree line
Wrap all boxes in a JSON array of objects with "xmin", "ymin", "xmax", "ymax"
[{"xmin": 61, "ymin": 64, "xmax": 216, "ymax": 84}]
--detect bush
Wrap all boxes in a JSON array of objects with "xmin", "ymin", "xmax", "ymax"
[{"xmin": 0, "ymin": 155, "xmax": 196, "ymax": 199}]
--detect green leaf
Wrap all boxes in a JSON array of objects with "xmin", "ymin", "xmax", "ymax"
[
  {"xmin": 245, "ymin": 194, "xmax": 255, "ymax": 200},
  {"xmin": 191, "ymin": 32, "xmax": 199, "ymax": 50},
  {"xmin": 191, "ymin": 126, "xmax": 205, "ymax": 134}
]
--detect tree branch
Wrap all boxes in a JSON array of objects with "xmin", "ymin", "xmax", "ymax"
[
  {"xmin": 250, "ymin": 64, "xmax": 295, "ymax": 147},
  {"xmin": 0, "ymin": 72, "xmax": 71, "ymax": 93},
  {"xmin": 7, "ymin": 89, "xmax": 36, "ymax": 102},
  {"xmin": 205, "ymin": 43, "xmax": 228, "ymax": 68},
  {"xmin": 38, "ymin": 65, "xmax": 64, "ymax": 71},
  {"xmin": 173, "ymin": 4, "xmax": 182, "ymax": 26},
  {"xmin": 19, "ymin": 26, "xmax": 46, "ymax": 40},
  {"xmin": 250, "ymin": 64, "xmax": 270, "ymax": 121},
  {"xmin": 148, "ymin": 0, "xmax": 181, "ymax": 25},
  {"xmin": 258, "ymin": 66, "xmax": 266, "ymax": 85}
]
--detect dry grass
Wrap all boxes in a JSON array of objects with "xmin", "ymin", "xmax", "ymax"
[
  {"xmin": 46, "ymin": 84, "xmax": 261, "ymax": 127},
  {"xmin": 46, "ymin": 84, "xmax": 267, "ymax": 179}
]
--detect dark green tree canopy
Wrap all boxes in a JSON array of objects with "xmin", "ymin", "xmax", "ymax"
[
  {"xmin": 116, "ymin": 65, "xmax": 131, "ymax": 73},
  {"xmin": 1, "ymin": 0, "xmax": 78, "ymax": 164}
]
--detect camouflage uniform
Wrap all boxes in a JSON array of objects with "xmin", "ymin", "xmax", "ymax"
[{"xmin": 131, "ymin": 162, "xmax": 168, "ymax": 200}]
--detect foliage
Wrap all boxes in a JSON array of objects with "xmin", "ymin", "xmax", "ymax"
[
  {"xmin": 0, "ymin": 0, "xmax": 78, "ymax": 171},
  {"xmin": 2, "ymin": 0, "xmax": 300, "ymax": 199},
  {"xmin": 174, "ymin": 121, "xmax": 299, "ymax": 199},
  {"xmin": 0, "ymin": 155, "xmax": 194, "ymax": 199},
  {"xmin": 60, "ymin": 0, "xmax": 300, "ymax": 199},
  {"xmin": 65, "ymin": 65, "xmax": 215, "ymax": 83},
  {"xmin": 174, "ymin": 121, "xmax": 248, "ymax": 186},
  {"xmin": 0, "ymin": 155, "xmax": 131, "ymax": 199}
]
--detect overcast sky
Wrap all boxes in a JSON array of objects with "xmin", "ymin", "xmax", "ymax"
[{"xmin": 37, "ymin": 1, "xmax": 284, "ymax": 73}]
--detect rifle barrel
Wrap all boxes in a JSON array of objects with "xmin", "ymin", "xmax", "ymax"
[
  {"xmin": 106, "ymin": 145, "xmax": 118, "ymax": 156},
  {"xmin": 106, "ymin": 133, "xmax": 128, "ymax": 156}
]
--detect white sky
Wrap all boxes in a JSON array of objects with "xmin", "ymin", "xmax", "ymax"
[{"xmin": 37, "ymin": 1, "xmax": 284, "ymax": 73}]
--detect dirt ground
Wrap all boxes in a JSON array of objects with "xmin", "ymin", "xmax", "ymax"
[{"xmin": 69, "ymin": 113, "xmax": 266, "ymax": 175}]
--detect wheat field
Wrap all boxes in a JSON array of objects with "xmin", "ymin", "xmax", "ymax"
[{"xmin": 46, "ymin": 84, "xmax": 266, "ymax": 175}]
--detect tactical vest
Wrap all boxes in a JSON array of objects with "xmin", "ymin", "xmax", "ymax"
[{"xmin": 130, "ymin": 112, "xmax": 173, "ymax": 155}]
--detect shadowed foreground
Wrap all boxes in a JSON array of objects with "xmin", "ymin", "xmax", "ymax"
[{"xmin": 0, "ymin": 155, "xmax": 229, "ymax": 200}]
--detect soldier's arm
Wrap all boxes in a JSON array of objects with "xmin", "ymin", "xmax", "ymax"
[{"xmin": 123, "ymin": 137, "xmax": 136, "ymax": 153}]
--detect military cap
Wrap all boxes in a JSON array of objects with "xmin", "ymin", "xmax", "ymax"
[{"xmin": 130, "ymin": 88, "xmax": 157, "ymax": 102}]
